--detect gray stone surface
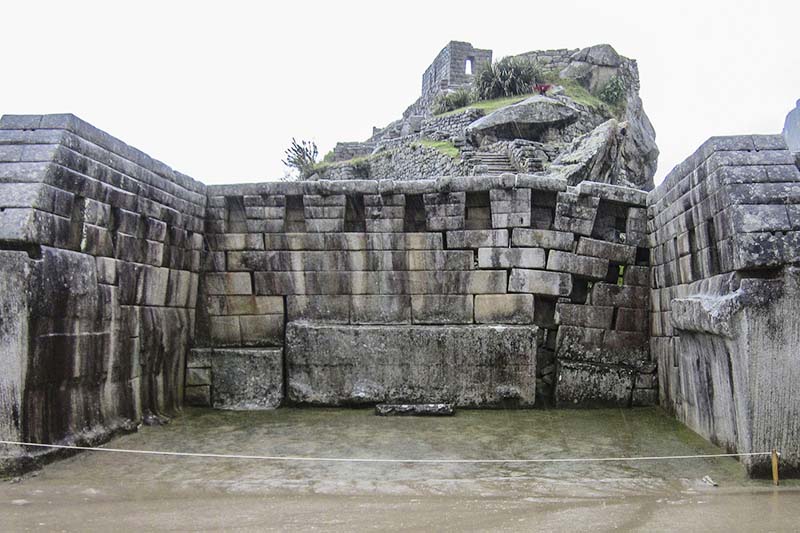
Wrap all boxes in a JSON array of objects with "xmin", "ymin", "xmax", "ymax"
[
  {"xmin": 374, "ymin": 403, "xmax": 455, "ymax": 416},
  {"xmin": 466, "ymin": 95, "xmax": 580, "ymax": 145},
  {"xmin": 285, "ymin": 323, "xmax": 537, "ymax": 407},
  {"xmin": 782, "ymin": 99, "xmax": 800, "ymax": 153},
  {"xmin": 210, "ymin": 348, "xmax": 284, "ymax": 410}
]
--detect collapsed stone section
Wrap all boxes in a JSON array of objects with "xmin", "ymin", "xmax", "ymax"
[
  {"xmin": 191, "ymin": 173, "xmax": 653, "ymax": 409},
  {"xmin": 0, "ymin": 114, "xmax": 205, "ymax": 471},
  {"xmin": 648, "ymin": 134, "xmax": 800, "ymax": 476}
]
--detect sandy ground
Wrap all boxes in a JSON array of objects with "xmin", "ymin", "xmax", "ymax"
[{"xmin": 1, "ymin": 407, "xmax": 797, "ymax": 532}]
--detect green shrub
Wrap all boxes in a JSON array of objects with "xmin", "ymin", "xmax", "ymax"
[
  {"xmin": 474, "ymin": 56, "xmax": 543, "ymax": 100},
  {"xmin": 432, "ymin": 89, "xmax": 474, "ymax": 115},
  {"xmin": 598, "ymin": 76, "xmax": 627, "ymax": 106},
  {"xmin": 282, "ymin": 138, "xmax": 318, "ymax": 178}
]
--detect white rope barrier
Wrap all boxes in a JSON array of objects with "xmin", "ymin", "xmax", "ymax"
[{"xmin": 0, "ymin": 440, "xmax": 778, "ymax": 464}]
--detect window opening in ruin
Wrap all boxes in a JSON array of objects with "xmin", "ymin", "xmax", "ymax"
[
  {"xmin": 344, "ymin": 195, "xmax": 366, "ymax": 232},
  {"xmin": 688, "ymin": 227, "xmax": 699, "ymax": 280},
  {"xmin": 571, "ymin": 279, "xmax": 590, "ymax": 304},
  {"xmin": 67, "ymin": 195, "xmax": 86, "ymax": 251},
  {"xmin": 403, "ymin": 194, "xmax": 427, "ymax": 232},
  {"xmin": 611, "ymin": 307, "xmax": 620, "ymax": 329},
  {"xmin": 465, "ymin": 191, "xmax": 491, "ymax": 230},
  {"xmin": 108, "ymin": 206, "xmax": 120, "ymax": 254},
  {"xmin": 284, "ymin": 195, "xmax": 306, "ymax": 232},
  {"xmin": 225, "ymin": 196, "xmax": 248, "ymax": 233},
  {"xmin": 534, "ymin": 297, "xmax": 557, "ymax": 328},
  {"xmin": 465, "ymin": 57, "xmax": 474, "ymax": 75},
  {"xmin": 706, "ymin": 218, "xmax": 721, "ymax": 275},
  {"xmin": 531, "ymin": 191, "xmax": 557, "ymax": 230},
  {"xmin": 636, "ymin": 247, "xmax": 650, "ymax": 266},
  {"xmin": 161, "ymin": 224, "xmax": 172, "ymax": 267},
  {"xmin": 606, "ymin": 263, "xmax": 625, "ymax": 285},
  {"xmin": 592, "ymin": 200, "xmax": 629, "ymax": 243}
]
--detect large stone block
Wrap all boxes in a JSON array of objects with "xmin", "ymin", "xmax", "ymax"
[
  {"xmin": 446, "ymin": 229, "xmax": 509, "ymax": 249},
  {"xmin": 285, "ymin": 323, "xmax": 537, "ymax": 406},
  {"xmin": 350, "ymin": 295, "xmax": 411, "ymax": 324},
  {"xmin": 204, "ymin": 272, "xmax": 252, "ymax": 296},
  {"xmin": 546, "ymin": 250, "xmax": 608, "ymax": 279},
  {"xmin": 474, "ymin": 294, "xmax": 534, "ymax": 324},
  {"xmin": 211, "ymin": 348, "xmax": 284, "ymax": 409},
  {"xmin": 478, "ymin": 247, "xmax": 545, "ymax": 269},
  {"xmin": 286, "ymin": 295, "xmax": 350, "ymax": 323},
  {"xmin": 576, "ymin": 237, "xmax": 636, "ymax": 264},
  {"xmin": 508, "ymin": 268, "xmax": 572, "ymax": 296},
  {"xmin": 554, "ymin": 360, "xmax": 635, "ymax": 407},
  {"xmin": 411, "ymin": 295, "xmax": 474, "ymax": 324},
  {"xmin": 511, "ymin": 228, "xmax": 574, "ymax": 250},
  {"xmin": 591, "ymin": 283, "xmax": 649, "ymax": 308},
  {"xmin": 556, "ymin": 303, "xmax": 614, "ymax": 329}
]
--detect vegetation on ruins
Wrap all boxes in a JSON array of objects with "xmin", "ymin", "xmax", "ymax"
[
  {"xmin": 282, "ymin": 138, "xmax": 319, "ymax": 178},
  {"xmin": 414, "ymin": 139, "xmax": 460, "ymax": 158},
  {"xmin": 474, "ymin": 56, "xmax": 544, "ymax": 100},
  {"xmin": 432, "ymin": 89, "xmax": 475, "ymax": 115},
  {"xmin": 598, "ymin": 75, "xmax": 627, "ymax": 107}
]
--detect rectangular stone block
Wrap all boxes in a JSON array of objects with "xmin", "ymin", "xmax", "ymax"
[
  {"xmin": 556, "ymin": 303, "xmax": 614, "ymax": 329},
  {"xmin": 622, "ymin": 265, "xmax": 650, "ymax": 287},
  {"xmin": 474, "ymin": 294, "xmax": 534, "ymax": 324},
  {"xmin": 447, "ymin": 229, "xmax": 508, "ymax": 249},
  {"xmin": 205, "ymin": 295, "xmax": 283, "ymax": 316},
  {"xmin": 411, "ymin": 295, "xmax": 474, "ymax": 324},
  {"xmin": 305, "ymin": 218, "xmax": 344, "ymax": 233},
  {"xmin": 209, "ymin": 315, "xmax": 242, "ymax": 346},
  {"xmin": 239, "ymin": 314, "xmax": 284, "ymax": 346},
  {"xmin": 554, "ymin": 360, "xmax": 635, "ymax": 408},
  {"xmin": 509, "ymin": 268, "xmax": 572, "ymax": 297},
  {"xmin": 615, "ymin": 307, "xmax": 648, "ymax": 332},
  {"xmin": 205, "ymin": 272, "xmax": 252, "ymax": 295},
  {"xmin": 286, "ymin": 295, "xmax": 350, "ymax": 323},
  {"xmin": 576, "ymin": 237, "xmax": 637, "ymax": 264},
  {"xmin": 350, "ymin": 295, "xmax": 411, "ymax": 324},
  {"xmin": 477, "ymin": 247, "xmax": 545, "ymax": 269},
  {"xmin": 591, "ymin": 283, "xmax": 649, "ymax": 308},
  {"xmin": 184, "ymin": 385, "xmax": 211, "ymax": 407},
  {"xmin": 511, "ymin": 228, "xmax": 574, "ymax": 251},
  {"xmin": 427, "ymin": 215, "xmax": 464, "ymax": 231},
  {"xmin": 186, "ymin": 367, "xmax": 211, "ymax": 386},
  {"xmin": 491, "ymin": 212, "xmax": 530, "ymax": 228},
  {"xmin": 211, "ymin": 348, "xmax": 284, "ymax": 409},
  {"xmin": 546, "ymin": 250, "xmax": 608, "ymax": 279},
  {"xmin": 285, "ymin": 323, "xmax": 537, "ymax": 406}
]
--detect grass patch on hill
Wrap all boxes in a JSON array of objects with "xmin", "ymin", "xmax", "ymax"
[
  {"xmin": 435, "ymin": 95, "xmax": 530, "ymax": 118},
  {"xmin": 415, "ymin": 139, "xmax": 460, "ymax": 159}
]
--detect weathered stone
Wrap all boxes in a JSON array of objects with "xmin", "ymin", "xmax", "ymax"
[
  {"xmin": 509, "ymin": 268, "xmax": 572, "ymax": 296},
  {"xmin": 784, "ymin": 99, "xmax": 800, "ymax": 152},
  {"xmin": 477, "ymin": 247, "xmax": 545, "ymax": 269},
  {"xmin": 350, "ymin": 295, "xmax": 411, "ymax": 324},
  {"xmin": 511, "ymin": 228, "xmax": 574, "ymax": 250},
  {"xmin": 466, "ymin": 95, "xmax": 579, "ymax": 144},
  {"xmin": 591, "ymin": 283, "xmax": 648, "ymax": 308},
  {"xmin": 286, "ymin": 323, "xmax": 537, "ymax": 406},
  {"xmin": 411, "ymin": 295, "xmax": 474, "ymax": 324},
  {"xmin": 446, "ymin": 229, "xmax": 508, "ymax": 248},
  {"xmin": 375, "ymin": 403, "xmax": 454, "ymax": 416},
  {"xmin": 555, "ymin": 360, "xmax": 635, "ymax": 407},
  {"xmin": 556, "ymin": 303, "xmax": 614, "ymax": 329},
  {"xmin": 546, "ymin": 250, "xmax": 608, "ymax": 279},
  {"xmin": 474, "ymin": 294, "xmax": 534, "ymax": 324},
  {"xmin": 576, "ymin": 237, "xmax": 636, "ymax": 264},
  {"xmin": 286, "ymin": 295, "xmax": 350, "ymax": 323},
  {"xmin": 211, "ymin": 348, "xmax": 284, "ymax": 409}
]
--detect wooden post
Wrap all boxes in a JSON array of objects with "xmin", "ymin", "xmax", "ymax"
[{"xmin": 772, "ymin": 449, "xmax": 780, "ymax": 486}]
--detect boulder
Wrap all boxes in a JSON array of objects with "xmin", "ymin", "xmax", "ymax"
[
  {"xmin": 621, "ymin": 93, "xmax": 659, "ymax": 190},
  {"xmin": 783, "ymin": 99, "xmax": 800, "ymax": 152},
  {"xmin": 549, "ymin": 119, "xmax": 622, "ymax": 185},
  {"xmin": 570, "ymin": 44, "xmax": 623, "ymax": 67},
  {"xmin": 466, "ymin": 95, "xmax": 579, "ymax": 145},
  {"xmin": 560, "ymin": 44, "xmax": 622, "ymax": 93}
]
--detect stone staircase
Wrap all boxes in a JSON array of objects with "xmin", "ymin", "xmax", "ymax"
[{"xmin": 472, "ymin": 151, "xmax": 515, "ymax": 175}]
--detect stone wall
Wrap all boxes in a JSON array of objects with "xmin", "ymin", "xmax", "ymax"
[
  {"xmin": 648, "ymin": 134, "xmax": 800, "ymax": 476},
  {"xmin": 420, "ymin": 41, "xmax": 492, "ymax": 111},
  {"xmin": 314, "ymin": 143, "xmax": 466, "ymax": 181},
  {"xmin": 516, "ymin": 48, "xmax": 578, "ymax": 73},
  {"xmin": 421, "ymin": 109, "xmax": 484, "ymax": 140},
  {"xmin": 196, "ymin": 173, "xmax": 653, "ymax": 409},
  {"xmin": 0, "ymin": 114, "xmax": 204, "ymax": 471}
]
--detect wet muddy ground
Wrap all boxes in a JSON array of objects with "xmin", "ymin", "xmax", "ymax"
[{"xmin": 2, "ymin": 407, "xmax": 798, "ymax": 531}]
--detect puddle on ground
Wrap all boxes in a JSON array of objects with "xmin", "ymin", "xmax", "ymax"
[{"xmin": 1, "ymin": 407, "xmax": 797, "ymax": 531}]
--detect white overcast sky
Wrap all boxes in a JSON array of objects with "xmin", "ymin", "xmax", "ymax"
[{"xmin": 2, "ymin": 0, "xmax": 797, "ymax": 186}]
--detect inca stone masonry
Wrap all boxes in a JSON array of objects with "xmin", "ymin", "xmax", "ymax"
[{"xmin": 1, "ymin": 42, "xmax": 799, "ymax": 478}]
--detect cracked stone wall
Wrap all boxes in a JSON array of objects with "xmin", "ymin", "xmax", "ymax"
[
  {"xmin": 648, "ymin": 133, "xmax": 800, "ymax": 476},
  {"xmin": 0, "ymin": 114, "xmax": 205, "ymax": 471}
]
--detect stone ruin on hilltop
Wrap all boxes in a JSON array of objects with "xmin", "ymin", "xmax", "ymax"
[
  {"xmin": 317, "ymin": 41, "xmax": 658, "ymax": 192},
  {"xmin": 1, "ymin": 41, "xmax": 799, "ymax": 480}
]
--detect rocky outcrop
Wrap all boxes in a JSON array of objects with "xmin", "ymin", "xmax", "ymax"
[
  {"xmin": 465, "ymin": 95, "xmax": 580, "ymax": 145},
  {"xmin": 549, "ymin": 119, "xmax": 622, "ymax": 185}
]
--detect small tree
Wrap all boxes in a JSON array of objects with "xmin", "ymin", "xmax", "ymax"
[{"xmin": 282, "ymin": 138, "xmax": 319, "ymax": 178}]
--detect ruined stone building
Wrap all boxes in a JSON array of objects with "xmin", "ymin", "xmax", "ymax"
[{"xmin": 1, "ymin": 42, "xmax": 799, "ymax": 479}]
